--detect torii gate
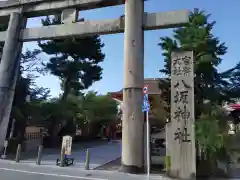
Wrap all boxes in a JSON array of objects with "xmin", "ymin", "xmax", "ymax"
[{"xmin": 0, "ymin": 0, "xmax": 194, "ymax": 179}]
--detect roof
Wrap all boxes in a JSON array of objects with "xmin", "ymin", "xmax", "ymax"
[
  {"xmin": 110, "ymin": 78, "xmax": 162, "ymax": 95},
  {"xmin": 224, "ymin": 104, "xmax": 240, "ymax": 111}
]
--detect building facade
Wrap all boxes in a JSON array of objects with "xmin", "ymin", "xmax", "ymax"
[{"xmin": 110, "ymin": 78, "xmax": 166, "ymax": 135}]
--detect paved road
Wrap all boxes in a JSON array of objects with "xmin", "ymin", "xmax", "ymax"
[
  {"xmin": 2, "ymin": 159, "xmax": 240, "ymax": 180},
  {"xmin": 20, "ymin": 141, "xmax": 121, "ymax": 170},
  {"xmin": 0, "ymin": 160, "xmax": 170, "ymax": 180}
]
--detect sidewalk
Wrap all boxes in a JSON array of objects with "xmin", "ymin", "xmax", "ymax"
[{"xmin": 20, "ymin": 141, "xmax": 121, "ymax": 169}]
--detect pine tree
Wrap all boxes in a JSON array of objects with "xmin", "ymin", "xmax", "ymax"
[
  {"xmin": 159, "ymin": 9, "xmax": 240, "ymax": 116},
  {"xmin": 159, "ymin": 9, "xmax": 240, "ymax": 176},
  {"xmin": 38, "ymin": 16, "xmax": 105, "ymax": 100}
]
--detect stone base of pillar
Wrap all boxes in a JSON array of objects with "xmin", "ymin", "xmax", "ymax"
[
  {"xmin": 167, "ymin": 170, "xmax": 196, "ymax": 180},
  {"xmin": 119, "ymin": 164, "xmax": 144, "ymax": 174}
]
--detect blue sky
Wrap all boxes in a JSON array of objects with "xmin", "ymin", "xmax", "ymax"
[{"xmin": 22, "ymin": 0, "xmax": 240, "ymax": 97}]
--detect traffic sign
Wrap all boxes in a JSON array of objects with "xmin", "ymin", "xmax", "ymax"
[
  {"xmin": 142, "ymin": 101, "xmax": 150, "ymax": 112},
  {"xmin": 143, "ymin": 94, "xmax": 149, "ymax": 101},
  {"xmin": 142, "ymin": 85, "xmax": 150, "ymax": 180},
  {"xmin": 143, "ymin": 85, "xmax": 148, "ymax": 94},
  {"xmin": 142, "ymin": 94, "xmax": 150, "ymax": 112}
]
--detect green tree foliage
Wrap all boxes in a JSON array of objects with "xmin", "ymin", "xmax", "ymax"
[
  {"xmin": 12, "ymin": 49, "xmax": 50, "ymax": 119},
  {"xmin": 195, "ymin": 103, "xmax": 231, "ymax": 177},
  {"xmin": 31, "ymin": 15, "xmax": 106, "ymax": 139},
  {"xmin": 195, "ymin": 103, "xmax": 229, "ymax": 158},
  {"xmin": 158, "ymin": 9, "xmax": 240, "ymax": 176},
  {"xmin": 79, "ymin": 91, "xmax": 118, "ymax": 124},
  {"xmin": 73, "ymin": 91, "xmax": 118, "ymax": 138},
  {"xmin": 150, "ymin": 94, "xmax": 169, "ymax": 126},
  {"xmin": 158, "ymin": 9, "xmax": 240, "ymax": 116},
  {"xmin": 23, "ymin": 91, "xmax": 118, "ymax": 139},
  {"xmin": 9, "ymin": 49, "xmax": 50, "ymax": 141},
  {"xmin": 38, "ymin": 16, "xmax": 105, "ymax": 100}
]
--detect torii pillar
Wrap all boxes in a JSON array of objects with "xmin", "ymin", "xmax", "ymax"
[
  {"xmin": 0, "ymin": 12, "xmax": 25, "ymax": 151},
  {"xmin": 121, "ymin": 0, "xmax": 145, "ymax": 173}
]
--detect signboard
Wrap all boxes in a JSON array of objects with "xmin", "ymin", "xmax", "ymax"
[
  {"xmin": 61, "ymin": 135, "xmax": 72, "ymax": 155},
  {"xmin": 168, "ymin": 51, "xmax": 196, "ymax": 178},
  {"xmin": 142, "ymin": 85, "xmax": 151, "ymax": 179},
  {"xmin": 4, "ymin": 140, "xmax": 8, "ymax": 148},
  {"xmin": 142, "ymin": 85, "xmax": 150, "ymax": 112}
]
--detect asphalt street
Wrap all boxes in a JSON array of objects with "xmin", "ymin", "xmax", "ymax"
[{"xmin": 0, "ymin": 160, "xmax": 170, "ymax": 180}]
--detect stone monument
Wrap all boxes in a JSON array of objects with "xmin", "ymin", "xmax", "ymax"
[
  {"xmin": 62, "ymin": 135, "xmax": 72, "ymax": 155},
  {"xmin": 166, "ymin": 51, "xmax": 196, "ymax": 179}
]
